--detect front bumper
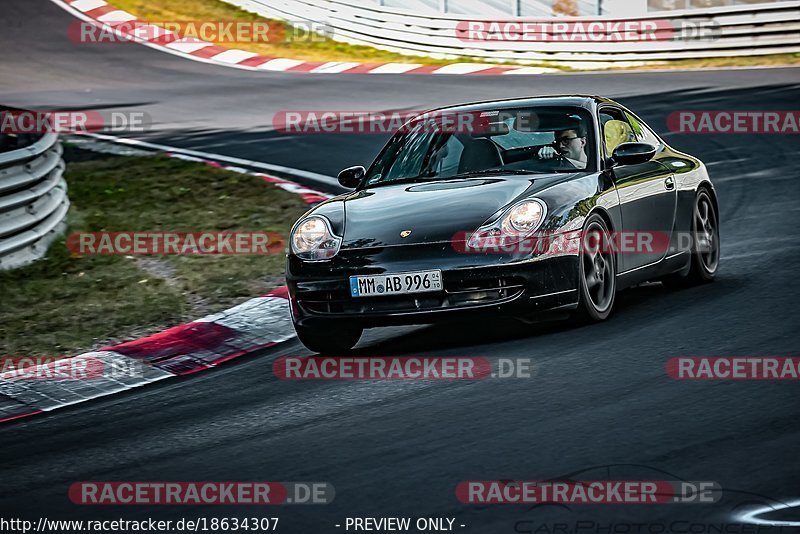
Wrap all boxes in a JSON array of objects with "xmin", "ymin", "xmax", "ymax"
[{"xmin": 287, "ymin": 242, "xmax": 579, "ymax": 328}]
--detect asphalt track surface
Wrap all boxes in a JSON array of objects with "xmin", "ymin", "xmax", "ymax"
[{"xmin": 2, "ymin": 0, "xmax": 800, "ymax": 530}]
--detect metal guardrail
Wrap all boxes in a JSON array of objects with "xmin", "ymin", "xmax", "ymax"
[
  {"xmin": 0, "ymin": 133, "xmax": 69, "ymax": 271},
  {"xmin": 372, "ymin": 0, "xmax": 605, "ymax": 17},
  {"xmin": 225, "ymin": 0, "xmax": 800, "ymax": 64}
]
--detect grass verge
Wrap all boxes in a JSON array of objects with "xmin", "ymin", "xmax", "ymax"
[
  {"xmin": 0, "ymin": 151, "xmax": 309, "ymax": 356},
  {"xmin": 617, "ymin": 53, "xmax": 800, "ymax": 70}
]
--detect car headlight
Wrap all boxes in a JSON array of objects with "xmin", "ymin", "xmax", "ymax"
[
  {"xmin": 468, "ymin": 199, "xmax": 547, "ymax": 248},
  {"xmin": 501, "ymin": 200, "xmax": 546, "ymax": 236},
  {"xmin": 291, "ymin": 215, "xmax": 342, "ymax": 261}
]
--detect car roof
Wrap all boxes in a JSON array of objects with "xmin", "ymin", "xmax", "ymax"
[{"xmin": 427, "ymin": 95, "xmax": 617, "ymax": 114}]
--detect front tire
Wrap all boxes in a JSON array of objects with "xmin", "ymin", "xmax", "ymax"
[
  {"xmin": 663, "ymin": 189, "xmax": 720, "ymax": 288},
  {"xmin": 294, "ymin": 321, "xmax": 363, "ymax": 354},
  {"xmin": 574, "ymin": 214, "xmax": 617, "ymax": 322}
]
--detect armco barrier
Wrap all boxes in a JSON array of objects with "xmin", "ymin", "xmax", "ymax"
[
  {"xmin": 224, "ymin": 0, "xmax": 800, "ymax": 64},
  {"xmin": 0, "ymin": 133, "xmax": 69, "ymax": 270}
]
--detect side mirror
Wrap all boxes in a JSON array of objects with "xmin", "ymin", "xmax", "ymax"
[
  {"xmin": 337, "ymin": 166, "xmax": 365, "ymax": 189},
  {"xmin": 610, "ymin": 142, "xmax": 657, "ymax": 167}
]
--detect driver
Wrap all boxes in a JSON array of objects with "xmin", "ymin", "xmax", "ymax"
[{"xmin": 537, "ymin": 123, "xmax": 588, "ymax": 169}]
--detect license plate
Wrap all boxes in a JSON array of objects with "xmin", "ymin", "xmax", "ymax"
[{"xmin": 350, "ymin": 270, "xmax": 443, "ymax": 298}]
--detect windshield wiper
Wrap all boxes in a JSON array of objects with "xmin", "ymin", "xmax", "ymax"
[
  {"xmin": 363, "ymin": 174, "xmax": 441, "ymax": 188},
  {"xmin": 448, "ymin": 169, "xmax": 545, "ymax": 178},
  {"xmin": 364, "ymin": 169, "xmax": 546, "ymax": 189}
]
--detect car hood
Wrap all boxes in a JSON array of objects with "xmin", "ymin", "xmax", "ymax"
[{"xmin": 339, "ymin": 174, "xmax": 578, "ymax": 248}]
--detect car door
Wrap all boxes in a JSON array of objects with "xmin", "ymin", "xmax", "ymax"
[{"xmin": 600, "ymin": 106, "xmax": 677, "ymax": 272}]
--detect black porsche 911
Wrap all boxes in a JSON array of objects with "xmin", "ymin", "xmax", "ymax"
[{"xmin": 286, "ymin": 96, "xmax": 720, "ymax": 353}]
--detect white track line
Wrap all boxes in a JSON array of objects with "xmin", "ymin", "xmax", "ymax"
[
  {"xmin": 257, "ymin": 58, "xmax": 305, "ymax": 71},
  {"xmin": 368, "ymin": 63, "xmax": 423, "ymax": 74},
  {"xmin": 70, "ymin": 0, "xmax": 106, "ymax": 12},
  {"xmin": 82, "ymin": 133, "xmax": 342, "ymax": 189}
]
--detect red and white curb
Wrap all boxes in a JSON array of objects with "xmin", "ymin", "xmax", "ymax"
[
  {"xmin": 0, "ymin": 288, "xmax": 295, "ymax": 424},
  {"xmin": 53, "ymin": 0, "xmax": 557, "ymax": 75},
  {"xmin": 0, "ymin": 144, "xmax": 327, "ymax": 424}
]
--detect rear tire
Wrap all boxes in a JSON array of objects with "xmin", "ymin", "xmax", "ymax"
[
  {"xmin": 663, "ymin": 189, "xmax": 719, "ymax": 289},
  {"xmin": 573, "ymin": 214, "xmax": 617, "ymax": 322},
  {"xmin": 294, "ymin": 321, "xmax": 363, "ymax": 355}
]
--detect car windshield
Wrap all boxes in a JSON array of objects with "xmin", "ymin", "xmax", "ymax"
[{"xmin": 364, "ymin": 106, "xmax": 596, "ymax": 187}]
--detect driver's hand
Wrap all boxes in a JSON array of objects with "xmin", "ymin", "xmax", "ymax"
[{"xmin": 538, "ymin": 146, "xmax": 558, "ymax": 159}]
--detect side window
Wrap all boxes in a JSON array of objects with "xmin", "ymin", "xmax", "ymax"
[
  {"xmin": 382, "ymin": 132, "xmax": 431, "ymax": 181},
  {"xmin": 625, "ymin": 111, "xmax": 662, "ymax": 148},
  {"xmin": 599, "ymin": 108, "xmax": 635, "ymax": 157},
  {"xmin": 430, "ymin": 135, "xmax": 464, "ymax": 176}
]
